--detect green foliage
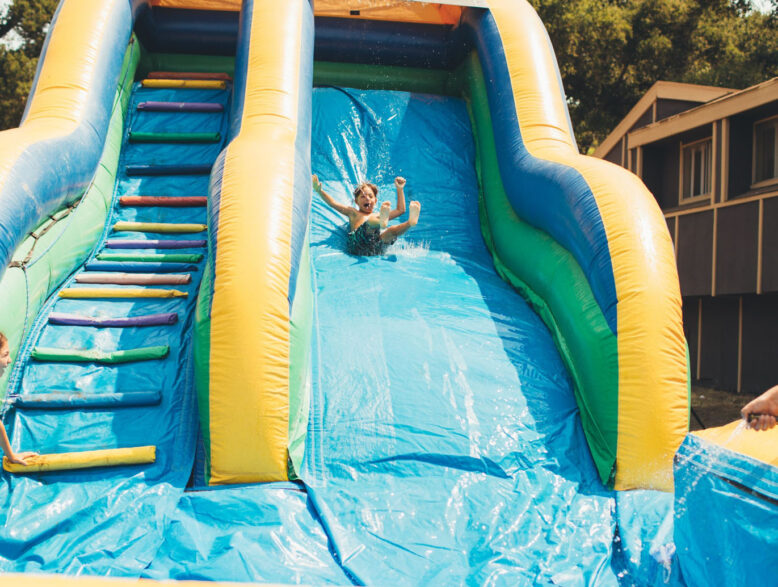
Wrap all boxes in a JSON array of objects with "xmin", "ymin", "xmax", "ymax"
[
  {"xmin": 530, "ymin": 0, "xmax": 778, "ymax": 152},
  {"xmin": 0, "ymin": 0, "xmax": 58, "ymax": 130},
  {"xmin": 0, "ymin": 0, "xmax": 775, "ymax": 150}
]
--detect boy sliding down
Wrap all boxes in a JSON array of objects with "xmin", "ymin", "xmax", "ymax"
[{"xmin": 313, "ymin": 175, "xmax": 421, "ymax": 256}]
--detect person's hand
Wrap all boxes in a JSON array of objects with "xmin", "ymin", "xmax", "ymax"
[
  {"xmin": 394, "ymin": 176, "xmax": 406, "ymax": 189},
  {"xmin": 312, "ymin": 174, "xmax": 322, "ymax": 194},
  {"xmin": 742, "ymin": 385, "xmax": 778, "ymax": 430},
  {"xmin": 7, "ymin": 451, "xmax": 37, "ymax": 466}
]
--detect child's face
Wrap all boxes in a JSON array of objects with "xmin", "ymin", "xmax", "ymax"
[
  {"xmin": 354, "ymin": 186, "xmax": 376, "ymax": 214},
  {"xmin": 0, "ymin": 342, "xmax": 9, "ymax": 379}
]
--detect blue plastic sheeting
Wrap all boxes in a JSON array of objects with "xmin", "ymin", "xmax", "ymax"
[
  {"xmin": 143, "ymin": 483, "xmax": 351, "ymax": 584},
  {"xmin": 0, "ymin": 83, "xmax": 227, "ymax": 575},
  {"xmin": 615, "ymin": 490, "xmax": 682, "ymax": 586},
  {"xmin": 305, "ymin": 87, "xmax": 621, "ymax": 585},
  {"xmin": 675, "ymin": 433, "xmax": 778, "ymax": 586}
]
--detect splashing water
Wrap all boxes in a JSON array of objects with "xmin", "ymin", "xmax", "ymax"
[
  {"xmin": 726, "ymin": 419, "xmax": 749, "ymax": 443},
  {"xmin": 672, "ymin": 439, "xmax": 711, "ymax": 519},
  {"xmin": 390, "ymin": 239, "xmax": 430, "ymax": 257}
]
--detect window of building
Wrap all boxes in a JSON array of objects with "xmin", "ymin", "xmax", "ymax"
[
  {"xmin": 753, "ymin": 116, "xmax": 778, "ymax": 186},
  {"xmin": 681, "ymin": 138, "xmax": 712, "ymax": 201}
]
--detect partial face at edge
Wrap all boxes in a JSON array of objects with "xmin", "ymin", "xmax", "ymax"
[{"xmin": 0, "ymin": 342, "xmax": 9, "ymax": 379}]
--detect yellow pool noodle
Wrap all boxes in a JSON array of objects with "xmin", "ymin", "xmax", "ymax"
[
  {"xmin": 141, "ymin": 79, "xmax": 227, "ymax": 90},
  {"xmin": 4, "ymin": 446, "xmax": 156, "ymax": 473}
]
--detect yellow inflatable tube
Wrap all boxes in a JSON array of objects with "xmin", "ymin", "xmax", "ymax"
[{"xmin": 204, "ymin": 0, "xmax": 311, "ymax": 484}]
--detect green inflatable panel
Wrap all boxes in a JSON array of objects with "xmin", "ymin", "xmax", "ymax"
[{"xmin": 96, "ymin": 253, "xmax": 204, "ymax": 263}]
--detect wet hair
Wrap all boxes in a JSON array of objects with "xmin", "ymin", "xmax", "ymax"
[
  {"xmin": 353, "ymin": 181, "xmax": 378, "ymax": 201},
  {"xmin": 0, "ymin": 332, "xmax": 6, "ymax": 349}
]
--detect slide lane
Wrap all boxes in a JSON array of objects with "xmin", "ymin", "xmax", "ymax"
[{"xmin": 304, "ymin": 87, "xmax": 621, "ymax": 584}]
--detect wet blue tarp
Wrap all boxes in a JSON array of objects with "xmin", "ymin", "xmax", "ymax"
[
  {"xmin": 143, "ymin": 483, "xmax": 351, "ymax": 584},
  {"xmin": 674, "ymin": 433, "xmax": 778, "ymax": 586},
  {"xmin": 615, "ymin": 490, "xmax": 681, "ymax": 586},
  {"xmin": 304, "ymin": 87, "xmax": 620, "ymax": 585}
]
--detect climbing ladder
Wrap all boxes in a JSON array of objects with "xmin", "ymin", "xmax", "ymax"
[{"xmin": 4, "ymin": 72, "xmax": 231, "ymax": 474}]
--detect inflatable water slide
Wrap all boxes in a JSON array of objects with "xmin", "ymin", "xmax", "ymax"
[{"xmin": 0, "ymin": 0, "xmax": 775, "ymax": 585}]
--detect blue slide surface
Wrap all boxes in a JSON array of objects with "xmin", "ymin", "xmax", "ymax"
[{"xmin": 304, "ymin": 87, "xmax": 621, "ymax": 585}]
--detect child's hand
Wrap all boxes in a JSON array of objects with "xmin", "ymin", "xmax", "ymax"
[
  {"xmin": 7, "ymin": 451, "xmax": 37, "ymax": 466},
  {"xmin": 394, "ymin": 176, "xmax": 406, "ymax": 189},
  {"xmin": 312, "ymin": 174, "xmax": 322, "ymax": 194}
]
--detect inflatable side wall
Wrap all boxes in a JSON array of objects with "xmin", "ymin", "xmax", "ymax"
[
  {"xmin": 0, "ymin": 0, "xmax": 141, "ymax": 399},
  {"xmin": 469, "ymin": 1, "xmax": 689, "ymax": 490},
  {"xmin": 194, "ymin": 0, "xmax": 314, "ymax": 484}
]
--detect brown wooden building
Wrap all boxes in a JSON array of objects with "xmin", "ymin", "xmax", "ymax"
[{"xmin": 595, "ymin": 78, "xmax": 778, "ymax": 393}]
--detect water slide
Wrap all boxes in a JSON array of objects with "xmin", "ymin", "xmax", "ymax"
[{"xmin": 0, "ymin": 1, "xmax": 774, "ymax": 585}]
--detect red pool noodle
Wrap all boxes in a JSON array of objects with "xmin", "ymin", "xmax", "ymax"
[{"xmin": 119, "ymin": 196, "xmax": 207, "ymax": 207}]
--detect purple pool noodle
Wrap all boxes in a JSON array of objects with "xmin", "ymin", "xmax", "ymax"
[
  {"xmin": 137, "ymin": 101, "xmax": 223, "ymax": 112},
  {"xmin": 48, "ymin": 312, "xmax": 178, "ymax": 327},
  {"xmin": 105, "ymin": 239, "xmax": 207, "ymax": 249}
]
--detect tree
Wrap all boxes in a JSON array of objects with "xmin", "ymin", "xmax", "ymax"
[
  {"xmin": 0, "ymin": 0, "xmax": 58, "ymax": 130},
  {"xmin": 1, "ymin": 0, "xmax": 776, "ymax": 149},
  {"xmin": 530, "ymin": 0, "xmax": 778, "ymax": 153}
]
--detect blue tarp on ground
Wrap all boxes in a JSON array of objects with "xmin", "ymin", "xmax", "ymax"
[
  {"xmin": 143, "ymin": 483, "xmax": 351, "ymax": 584},
  {"xmin": 614, "ymin": 489, "xmax": 681, "ymax": 586},
  {"xmin": 674, "ymin": 433, "xmax": 778, "ymax": 587}
]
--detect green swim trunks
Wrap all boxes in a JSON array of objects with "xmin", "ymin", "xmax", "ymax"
[{"xmin": 346, "ymin": 222, "xmax": 393, "ymax": 256}]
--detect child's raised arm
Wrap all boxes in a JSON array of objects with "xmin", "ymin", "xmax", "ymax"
[
  {"xmin": 313, "ymin": 175, "xmax": 355, "ymax": 219},
  {"xmin": 389, "ymin": 176, "xmax": 407, "ymax": 220}
]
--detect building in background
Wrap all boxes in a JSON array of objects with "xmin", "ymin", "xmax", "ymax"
[{"xmin": 595, "ymin": 78, "xmax": 778, "ymax": 393}]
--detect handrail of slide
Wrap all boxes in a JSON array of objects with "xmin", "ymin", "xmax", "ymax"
[{"xmin": 194, "ymin": 0, "xmax": 314, "ymax": 485}]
